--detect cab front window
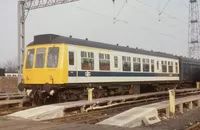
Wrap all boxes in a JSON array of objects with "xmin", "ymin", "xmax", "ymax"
[
  {"xmin": 26, "ymin": 49, "xmax": 35, "ymax": 69},
  {"xmin": 35, "ymin": 48, "xmax": 46, "ymax": 68},
  {"xmin": 47, "ymin": 47, "xmax": 59, "ymax": 68}
]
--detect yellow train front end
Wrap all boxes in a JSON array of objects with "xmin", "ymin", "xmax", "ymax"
[
  {"xmin": 20, "ymin": 43, "xmax": 68, "ymax": 105},
  {"xmin": 23, "ymin": 44, "xmax": 68, "ymax": 85}
]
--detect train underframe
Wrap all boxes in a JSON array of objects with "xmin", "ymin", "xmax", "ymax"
[{"xmin": 18, "ymin": 81, "xmax": 195, "ymax": 106}]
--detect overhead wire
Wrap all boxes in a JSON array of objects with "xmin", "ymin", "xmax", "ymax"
[
  {"xmin": 119, "ymin": 0, "xmax": 187, "ymax": 42},
  {"xmin": 159, "ymin": 0, "xmax": 171, "ymax": 16},
  {"xmin": 113, "ymin": 0, "xmax": 128, "ymax": 23},
  {"xmin": 113, "ymin": 0, "xmax": 115, "ymax": 22},
  {"xmin": 71, "ymin": 4, "xmax": 128, "ymax": 23},
  {"xmin": 134, "ymin": 0, "xmax": 187, "ymax": 24},
  {"xmin": 69, "ymin": 1, "xmax": 187, "ymax": 43},
  {"xmin": 127, "ymin": 1, "xmax": 187, "ymax": 33}
]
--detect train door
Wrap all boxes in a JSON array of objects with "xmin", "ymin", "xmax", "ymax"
[
  {"xmin": 68, "ymin": 46, "xmax": 78, "ymax": 81},
  {"xmin": 156, "ymin": 60, "xmax": 161, "ymax": 73},
  {"xmin": 113, "ymin": 55, "xmax": 120, "ymax": 71}
]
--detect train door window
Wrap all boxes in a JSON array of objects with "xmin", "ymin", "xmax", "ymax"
[
  {"xmin": 151, "ymin": 60, "xmax": 155, "ymax": 72},
  {"xmin": 133, "ymin": 57, "xmax": 141, "ymax": 72},
  {"xmin": 162, "ymin": 61, "xmax": 167, "ymax": 72},
  {"xmin": 26, "ymin": 49, "xmax": 35, "ymax": 69},
  {"xmin": 81, "ymin": 51, "xmax": 94, "ymax": 70},
  {"xmin": 69, "ymin": 51, "xmax": 74, "ymax": 65},
  {"xmin": 114, "ymin": 56, "xmax": 118, "ymax": 68},
  {"xmin": 99, "ymin": 53, "xmax": 110, "ymax": 70},
  {"xmin": 168, "ymin": 61, "xmax": 173, "ymax": 73},
  {"xmin": 143, "ymin": 58, "xmax": 149, "ymax": 72},
  {"xmin": 47, "ymin": 47, "xmax": 59, "ymax": 68},
  {"xmin": 35, "ymin": 48, "xmax": 46, "ymax": 68},
  {"xmin": 157, "ymin": 61, "xmax": 159, "ymax": 70},
  {"xmin": 122, "ymin": 56, "xmax": 131, "ymax": 71},
  {"xmin": 175, "ymin": 62, "xmax": 178, "ymax": 73}
]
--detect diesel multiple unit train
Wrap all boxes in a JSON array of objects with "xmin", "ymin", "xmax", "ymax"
[{"xmin": 18, "ymin": 34, "xmax": 200, "ymax": 105}]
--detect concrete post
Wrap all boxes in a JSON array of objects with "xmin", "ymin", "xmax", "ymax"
[
  {"xmin": 196, "ymin": 82, "xmax": 200, "ymax": 89},
  {"xmin": 169, "ymin": 89, "xmax": 175, "ymax": 116},
  {"xmin": 179, "ymin": 103, "xmax": 183, "ymax": 114},
  {"xmin": 189, "ymin": 101, "xmax": 193, "ymax": 110},
  {"xmin": 87, "ymin": 88, "xmax": 94, "ymax": 102},
  {"xmin": 197, "ymin": 100, "xmax": 200, "ymax": 107},
  {"xmin": 165, "ymin": 107, "xmax": 170, "ymax": 118}
]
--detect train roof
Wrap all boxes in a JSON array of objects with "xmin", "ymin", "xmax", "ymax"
[
  {"xmin": 179, "ymin": 56, "xmax": 200, "ymax": 64},
  {"xmin": 28, "ymin": 34, "xmax": 179, "ymax": 59}
]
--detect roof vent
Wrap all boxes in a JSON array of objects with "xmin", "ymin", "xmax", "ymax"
[
  {"xmin": 69, "ymin": 35, "xmax": 72, "ymax": 38},
  {"xmin": 85, "ymin": 38, "xmax": 88, "ymax": 40},
  {"xmin": 127, "ymin": 45, "xmax": 129, "ymax": 48},
  {"xmin": 117, "ymin": 44, "xmax": 119, "ymax": 46}
]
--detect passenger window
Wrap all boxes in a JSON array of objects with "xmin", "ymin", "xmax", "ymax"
[
  {"xmin": 114, "ymin": 56, "xmax": 118, "ymax": 68},
  {"xmin": 99, "ymin": 53, "xmax": 110, "ymax": 70},
  {"xmin": 143, "ymin": 58, "xmax": 149, "ymax": 72},
  {"xmin": 35, "ymin": 48, "xmax": 46, "ymax": 68},
  {"xmin": 26, "ymin": 49, "xmax": 35, "ymax": 69},
  {"xmin": 69, "ymin": 51, "xmax": 74, "ymax": 65},
  {"xmin": 81, "ymin": 51, "xmax": 94, "ymax": 70},
  {"xmin": 133, "ymin": 57, "xmax": 141, "ymax": 72},
  {"xmin": 151, "ymin": 60, "xmax": 154, "ymax": 72},
  {"xmin": 122, "ymin": 56, "xmax": 131, "ymax": 71},
  {"xmin": 47, "ymin": 47, "xmax": 59, "ymax": 68}
]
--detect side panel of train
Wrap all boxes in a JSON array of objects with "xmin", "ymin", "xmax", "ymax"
[
  {"xmin": 179, "ymin": 57, "xmax": 200, "ymax": 82},
  {"xmin": 67, "ymin": 44, "xmax": 180, "ymax": 84}
]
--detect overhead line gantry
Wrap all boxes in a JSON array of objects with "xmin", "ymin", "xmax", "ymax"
[{"xmin": 17, "ymin": 0, "xmax": 80, "ymax": 85}]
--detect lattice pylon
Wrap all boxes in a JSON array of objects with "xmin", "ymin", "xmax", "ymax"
[{"xmin": 188, "ymin": 0, "xmax": 200, "ymax": 59}]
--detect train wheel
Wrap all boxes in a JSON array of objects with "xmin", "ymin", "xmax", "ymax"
[
  {"xmin": 31, "ymin": 90, "xmax": 41, "ymax": 106},
  {"xmin": 31, "ymin": 89, "xmax": 47, "ymax": 106},
  {"xmin": 58, "ymin": 92, "xmax": 69, "ymax": 103}
]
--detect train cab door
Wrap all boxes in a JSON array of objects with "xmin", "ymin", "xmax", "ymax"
[
  {"xmin": 68, "ymin": 46, "xmax": 78, "ymax": 82},
  {"xmin": 156, "ymin": 60, "xmax": 161, "ymax": 73},
  {"xmin": 113, "ymin": 56, "xmax": 120, "ymax": 71}
]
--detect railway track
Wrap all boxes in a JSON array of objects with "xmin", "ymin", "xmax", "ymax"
[
  {"xmin": 0, "ymin": 93, "xmax": 30, "ymax": 116},
  {"xmin": 0, "ymin": 93, "xmax": 24, "ymax": 101},
  {"xmin": 186, "ymin": 122, "xmax": 200, "ymax": 130},
  {"xmin": 0, "ymin": 106, "xmax": 32, "ymax": 116},
  {"xmin": 44, "ymin": 97, "xmax": 165, "ymax": 124},
  {"xmin": 44, "ymin": 89, "xmax": 200, "ymax": 124}
]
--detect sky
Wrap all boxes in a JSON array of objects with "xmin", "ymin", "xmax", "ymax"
[{"xmin": 0, "ymin": 0, "xmax": 189, "ymax": 65}]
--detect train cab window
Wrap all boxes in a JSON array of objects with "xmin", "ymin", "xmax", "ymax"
[
  {"xmin": 143, "ymin": 58, "xmax": 149, "ymax": 72},
  {"xmin": 47, "ymin": 47, "xmax": 59, "ymax": 68},
  {"xmin": 133, "ymin": 57, "xmax": 141, "ymax": 72},
  {"xmin": 69, "ymin": 52, "xmax": 74, "ymax": 65},
  {"xmin": 168, "ymin": 61, "xmax": 173, "ymax": 73},
  {"xmin": 114, "ymin": 56, "xmax": 118, "ymax": 68},
  {"xmin": 162, "ymin": 61, "xmax": 167, "ymax": 72},
  {"xmin": 35, "ymin": 48, "xmax": 46, "ymax": 68},
  {"xmin": 26, "ymin": 49, "xmax": 35, "ymax": 69},
  {"xmin": 151, "ymin": 60, "xmax": 155, "ymax": 72},
  {"xmin": 99, "ymin": 53, "xmax": 110, "ymax": 70},
  {"xmin": 122, "ymin": 56, "xmax": 131, "ymax": 71},
  {"xmin": 81, "ymin": 51, "xmax": 94, "ymax": 70}
]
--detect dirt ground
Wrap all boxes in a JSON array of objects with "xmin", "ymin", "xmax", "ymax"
[
  {"xmin": 134, "ymin": 107, "xmax": 200, "ymax": 130},
  {"xmin": 1, "ymin": 107, "xmax": 200, "ymax": 130},
  {"xmin": 0, "ymin": 77, "xmax": 18, "ymax": 93}
]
